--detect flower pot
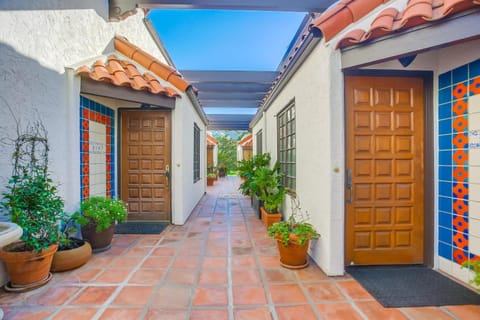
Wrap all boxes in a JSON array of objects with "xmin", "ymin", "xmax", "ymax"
[
  {"xmin": 0, "ymin": 242, "xmax": 58, "ymax": 287},
  {"xmin": 261, "ymin": 207, "xmax": 282, "ymax": 228},
  {"xmin": 51, "ymin": 238, "xmax": 92, "ymax": 272},
  {"xmin": 276, "ymin": 238, "xmax": 310, "ymax": 269},
  {"xmin": 0, "ymin": 222, "xmax": 22, "ymax": 287},
  {"xmin": 81, "ymin": 222, "xmax": 114, "ymax": 253},
  {"xmin": 207, "ymin": 177, "xmax": 215, "ymax": 186}
]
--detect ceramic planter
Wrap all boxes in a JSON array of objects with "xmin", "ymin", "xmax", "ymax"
[
  {"xmin": 51, "ymin": 238, "xmax": 92, "ymax": 272},
  {"xmin": 0, "ymin": 242, "xmax": 58, "ymax": 287},
  {"xmin": 260, "ymin": 207, "xmax": 282, "ymax": 228},
  {"xmin": 81, "ymin": 222, "xmax": 115, "ymax": 253},
  {"xmin": 207, "ymin": 177, "xmax": 215, "ymax": 186},
  {"xmin": 276, "ymin": 238, "xmax": 310, "ymax": 269}
]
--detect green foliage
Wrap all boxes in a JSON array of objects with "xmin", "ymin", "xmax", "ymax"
[
  {"xmin": 216, "ymin": 131, "xmax": 246, "ymax": 174},
  {"xmin": 462, "ymin": 260, "xmax": 480, "ymax": 290},
  {"xmin": 268, "ymin": 197, "xmax": 320, "ymax": 247},
  {"xmin": 74, "ymin": 196, "xmax": 127, "ymax": 233},
  {"xmin": 253, "ymin": 164, "xmax": 285, "ymax": 213},
  {"xmin": 207, "ymin": 172, "xmax": 217, "ymax": 178},
  {"xmin": 0, "ymin": 122, "xmax": 63, "ymax": 253},
  {"xmin": 238, "ymin": 153, "xmax": 271, "ymax": 197}
]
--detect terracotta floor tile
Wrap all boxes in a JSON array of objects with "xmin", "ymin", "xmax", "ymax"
[
  {"xmin": 138, "ymin": 238, "xmax": 161, "ymax": 246},
  {"xmin": 198, "ymin": 269, "xmax": 228, "ymax": 285},
  {"xmin": 145, "ymin": 309, "xmax": 187, "ymax": 320},
  {"xmin": 269, "ymin": 284, "xmax": 308, "ymax": 304},
  {"xmin": 94, "ymin": 269, "xmax": 131, "ymax": 284},
  {"xmin": 141, "ymin": 256, "xmax": 172, "ymax": 268},
  {"xmin": 316, "ymin": 302, "xmax": 364, "ymax": 320},
  {"xmin": 295, "ymin": 264, "xmax": 329, "ymax": 282},
  {"xmin": 112, "ymin": 286, "xmax": 155, "ymax": 306},
  {"xmin": 256, "ymin": 246, "xmax": 278, "ymax": 256},
  {"xmin": 206, "ymin": 246, "xmax": 228, "ymax": 256},
  {"xmin": 232, "ymin": 269, "xmax": 262, "ymax": 285},
  {"xmin": 151, "ymin": 286, "xmax": 192, "ymax": 308},
  {"xmin": 202, "ymin": 257, "xmax": 228, "ymax": 268},
  {"xmin": 152, "ymin": 246, "xmax": 177, "ymax": 256},
  {"xmin": 178, "ymin": 246, "xmax": 204, "ymax": 256},
  {"xmin": 444, "ymin": 305, "xmax": 480, "ymax": 319},
  {"xmin": 87, "ymin": 255, "xmax": 114, "ymax": 268},
  {"xmin": 234, "ymin": 307, "xmax": 272, "ymax": 320},
  {"xmin": 190, "ymin": 308, "xmax": 229, "ymax": 319},
  {"xmin": 172, "ymin": 256, "xmax": 201, "ymax": 268},
  {"xmin": 8, "ymin": 309, "xmax": 55, "ymax": 320},
  {"xmin": 401, "ymin": 307, "xmax": 455, "ymax": 320},
  {"xmin": 124, "ymin": 246, "xmax": 151, "ymax": 257},
  {"xmin": 355, "ymin": 301, "xmax": 409, "ymax": 320},
  {"xmin": 129, "ymin": 268, "xmax": 165, "ymax": 284},
  {"xmin": 336, "ymin": 279, "xmax": 373, "ymax": 300},
  {"xmin": 259, "ymin": 256, "xmax": 281, "ymax": 268},
  {"xmin": 27, "ymin": 286, "xmax": 80, "ymax": 306},
  {"xmin": 304, "ymin": 282, "xmax": 346, "ymax": 302},
  {"xmin": 110, "ymin": 256, "xmax": 143, "ymax": 268},
  {"xmin": 60, "ymin": 268, "xmax": 102, "ymax": 283},
  {"xmin": 164, "ymin": 268, "xmax": 197, "ymax": 286},
  {"xmin": 233, "ymin": 285, "xmax": 268, "ymax": 305},
  {"xmin": 69, "ymin": 286, "xmax": 116, "ymax": 306},
  {"xmin": 193, "ymin": 287, "xmax": 228, "ymax": 306},
  {"xmin": 232, "ymin": 256, "xmax": 257, "ymax": 268},
  {"xmin": 276, "ymin": 305, "xmax": 317, "ymax": 320},
  {"xmin": 99, "ymin": 308, "xmax": 144, "ymax": 320},
  {"xmin": 263, "ymin": 268, "xmax": 296, "ymax": 283},
  {"xmin": 52, "ymin": 308, "xmax": 98, "ymax": 320}
]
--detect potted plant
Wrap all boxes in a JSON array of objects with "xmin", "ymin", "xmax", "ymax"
[
  {"xmin": 268, "ymin": 197, "xmax": 320, "ymax": 269},
  {"xmin": 462, "ymin": 260, "xmax": 480, "ymax": 290},
  {"xmin": 254, "ymin": 165, "xmax": 285, "ymax": 228},
  {"xmin": 0, "ymin": 122, "xmax": 63, "ymax": 290},
  {"xmin": 207, "ymin": 172, "xmax": 217, "ymax": 186},
  {"xmin": 51, "ymin": 216, "xmax": 92, "ymax": 272},
  {"xmin": 73, "ymin": 196, "xmax": 127, "ymax": 253}
]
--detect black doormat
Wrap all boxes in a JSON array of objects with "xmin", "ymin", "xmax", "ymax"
[
  {"xmin": 346, "ymin": 265, "xmax": 480, "ymax": 308},
  {"xmin": 114, "ymin": 222, "xmax": 169, "ymax": 234}
]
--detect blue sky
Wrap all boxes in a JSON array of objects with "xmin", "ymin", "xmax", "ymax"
[{"xmin": 148, "ymin": 10, "xmax": 306, "ymax": 71}]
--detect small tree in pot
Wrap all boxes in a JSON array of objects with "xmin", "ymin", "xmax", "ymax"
[{"xmin": 73, "ymin": 196, "xmax": 127, "ymax": 253}]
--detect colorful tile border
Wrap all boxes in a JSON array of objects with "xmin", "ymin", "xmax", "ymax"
[
  {"xmin": 438, "ymin": 58, "xmax": 480, "ymax": 265},
  {"xmin": 79, "ymin": 96, "xmax": 115, "ymax": 200}
]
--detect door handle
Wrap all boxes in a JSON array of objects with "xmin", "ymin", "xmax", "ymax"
[
  {"xmin": 346, "ymin": 168, "xmax": 353, "ymax": 203},
  {"xmin": 165, "ymin": 164, "xmax": 170, "ymax": 187}
]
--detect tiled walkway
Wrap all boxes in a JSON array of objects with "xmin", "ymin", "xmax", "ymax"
[{"xmin": 2, "ymin": 177, "xmax": 480, "ymax": 319}]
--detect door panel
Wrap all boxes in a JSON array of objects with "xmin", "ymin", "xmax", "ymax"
[
  {"xmin": 121, "ymin": 110, "xmax": 171, "ymax": 221},
  {"xmin": 345, "ymin": 76, "xmax": 424, "ymax": 265}
]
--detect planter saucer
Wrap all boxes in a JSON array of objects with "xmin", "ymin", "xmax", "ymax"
[
  {"xmin": 280, "ymin": 260, "xmax": 309, "ymax": 270},
  {"xmin": 4, "ymin": 272, "xmax": 53, "ymax": 293}
]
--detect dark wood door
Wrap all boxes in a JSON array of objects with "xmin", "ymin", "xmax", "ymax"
[
  {"xmin": 120, "ymin": 110, "xmax": 171, "ymax": 221},
  {"xmin": 345, "ymin": 76, "xmax": 424, "ymax": 265}
]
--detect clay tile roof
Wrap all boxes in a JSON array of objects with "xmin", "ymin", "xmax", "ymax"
[
  {"xmin": 335, "ymin": 0, "xmax": 480, "ymax": 49},
  {"xmin": 76, "ymin": 55, "xmax": 180, "ymax": 98},
  {"xmin": 310, "ymin": 0, "xmax": 388, "ymax": 41},
  {"xmin": 114, "ymin": 36, "xmax": 191, "ymax": 92},
  {"xmin": 239, "ymin": 134, "xmax": 253, "ymax": 147},
  {"xmin": 207, "ymin": 133, "xmax": 218, "ymax": 146}
]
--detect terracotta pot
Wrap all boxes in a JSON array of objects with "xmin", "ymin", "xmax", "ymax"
[
  {"xmin": 207, "ymin": 177, "xmax": 215, "ymax": 186},
  {"xmin": 0, "ymin": 242, "xmax": 58, "ymax": 286},
  {"xmin": 261, "ymin": 207, "xmax": 282, "ymax": 228},
  {"xmin": 51, "ymin": 238, "xmax": 92, "ymax": 272},
  {"xmin": 276, "ymin": 238, "xmax": 310, "ymax": 269},
  {"xmin": 81, "ymin": 222, "xmax": 114, "ymax": 253}
]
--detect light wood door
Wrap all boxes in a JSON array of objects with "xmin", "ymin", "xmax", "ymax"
[
  {"xmin": 345, "ymin": 76, "xmax": 424, "ymax": 265},
  {"xmin": 120, "ymin": 110, "xmax": 171, "ymax": 221}
]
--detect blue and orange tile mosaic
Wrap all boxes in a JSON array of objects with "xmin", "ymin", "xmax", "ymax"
[
  {"xmin": 438, "ymin": 58, "xmax": 480, "ymax": 265},
  {"xmin": 79, "ymin": 96, "xmax": 115, "ymax": 200}
]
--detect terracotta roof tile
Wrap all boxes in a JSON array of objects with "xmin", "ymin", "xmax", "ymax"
[
  {"xmin": 310, "ymin": 0, "xmax": 387, "ymax": 41},
  {"xmin": 207, "ymin": 133, "xmax": 218, "ymax": 146},
  {"xmin": 335, "ymin": 0, "xmax": 480, "ymax": 49},
  {"xmin": 76, "ymin": 55, "xmax": 180, "ymax": 98},
  {"xmin": 239, "ymin": 134, "xmax": 253, "ymax": 147},
  {"xmin": 114, "ymin": 36, "xmax": 191, "ymax": 92}
]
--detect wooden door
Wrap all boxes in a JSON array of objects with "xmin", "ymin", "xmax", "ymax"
[
  {"xmin": 345, "ymin": 76, "xmax": 424, "ymax": 265},
  {"xmin": 120, "ymin": 110, "xmax": 171, "ymax": 221}
]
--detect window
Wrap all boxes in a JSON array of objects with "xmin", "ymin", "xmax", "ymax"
[
  {"xmin": 277, "ymin": 101, "xmax": 296, "ymax": 190},
  {"xmin": 256, "ymin": 130, "xmax": 263, "ymax": 155},
  {"xmin": 193, "ymin": 123, "xmax": 200, "ymax": 182}
]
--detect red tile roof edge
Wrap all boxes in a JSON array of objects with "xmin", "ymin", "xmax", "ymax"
[
  {"xmin": 335, "ymin": 0, "xmax": 480, "ymax": 49},
  {"xmin": 114, "ymin": 36, "xmax": 191, "ymax": 92},
  {"xmin": 207, "ymin": 134, "xmax": 218, "ymax": 146},
  {"xmin": 239, "ymin": 134, "xmax": 253, "ymax": 147},
  {"xmin": 75, "ymin": 55, "xmax": 180, "ymax": 98},
  {"xmin": 309, "ymin": 0, "xmax": 388, "ymax": 41}
]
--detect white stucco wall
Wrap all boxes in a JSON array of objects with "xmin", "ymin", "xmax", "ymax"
[
  {"xmin": 0, "ymin": 1, "xmax": 205, "ymax": 224},
  {"xmin": 252, "ymin": 41, "xmax": 345, "ymax": 275}
]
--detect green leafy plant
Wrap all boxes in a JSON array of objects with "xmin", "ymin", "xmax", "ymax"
[
  {"xmin": 73, "ymin": 196, "xmax": 127, "ymax": 233},
  {"xmin": 238, "ymin": 153, "xmax": 271, "ymax": 197},
  {"xmin": 0, "ymin": 122, "xmax": 64, "ymax": 253},
  {"xmin": 207, "ymin": 173, "xmax": 217, "ymax": 178},
  {"xmin": 254, "ymin": 164, "xmax": 285, "ymax": 213},
  {"xmin": 57, "ymin": 216, "xmax": 81, "ymax": 250},
  {"xmin": 462, "ymin": 260, "xmax": 480, "ymax": 290},
  {"xmin": 268, "ymin": 197, "xmax": 320, "ymax": 246}
]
